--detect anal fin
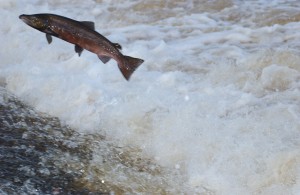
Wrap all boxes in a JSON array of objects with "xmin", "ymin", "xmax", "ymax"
[
  {"xmin": 98, "ymin": 55, "xmax": 111, "ymax": 64},
  {"xmin": 75, "ymin": 45, "xmax": 84, "ymax": 56}
]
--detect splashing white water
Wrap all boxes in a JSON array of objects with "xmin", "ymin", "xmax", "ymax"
[{"xmin": 1, "ymin": 0, "xmax": 300, "ymax": 194}]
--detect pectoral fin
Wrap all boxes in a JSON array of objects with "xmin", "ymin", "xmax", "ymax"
[
  {"xmin": 98, "ymin": 55, "xmax": 111, "ymax": 64},
  {"xmin": 46, "ymin": 34, "xmax": 52, "ymax": 44},
  {"xmin": 75, "ymin": 45, "xmax": 84, "ymax": 56},
  {"xmin": 81, "ymin": 21, "xmax": 95, "ymax": 30}
]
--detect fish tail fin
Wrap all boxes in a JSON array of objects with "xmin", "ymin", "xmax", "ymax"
[{"xmin": 118, "ymin": 55, "xmax": 144, "ymax": 80}]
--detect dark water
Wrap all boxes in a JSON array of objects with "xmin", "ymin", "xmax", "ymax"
[
  {"xmin": 0, "ymin": 87, "xmax": 174, "ymax": 195},
  {"xmin": 0, "ymin": 87, "xmax": 110, "ymax": 194}
]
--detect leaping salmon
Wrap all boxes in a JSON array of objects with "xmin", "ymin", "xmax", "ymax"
[{"xmin": 19, "ymin": 13, "xmax": 144, "ymax": 80}]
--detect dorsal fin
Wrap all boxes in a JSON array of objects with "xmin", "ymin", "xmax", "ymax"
[{"xmin": 81, "ymin": 21, "xmax": 95, "ymax": 30}]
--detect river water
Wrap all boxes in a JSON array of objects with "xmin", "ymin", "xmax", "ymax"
[{"xmin": 0, "ymin": 0, "xmax": 300, "ymax": 194}]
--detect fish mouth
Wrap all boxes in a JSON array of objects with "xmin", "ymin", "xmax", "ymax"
[
  {"xmin": 19, "ymin": 14, "xmax": 30, "ymax": 23},
  {"xmin": 19, "ymin": 14, "xmax": 28, "ymax": 20},
  {"xmin": 19, "ymin": 14, "xmax": 34, "ymax": 25},
  {"xmin": 19, "ymin": 14, "xmax": 25, "ymax": 19}
]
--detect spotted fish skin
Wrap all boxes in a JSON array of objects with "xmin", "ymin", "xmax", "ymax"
[{"xmin": 19, "ymin": 13, "xmax": 144, "ymax": 80}]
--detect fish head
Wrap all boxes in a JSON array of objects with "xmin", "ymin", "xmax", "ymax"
[{"xmin": 19, "ymin": 14, "xmax": 49, "ymax": 31}]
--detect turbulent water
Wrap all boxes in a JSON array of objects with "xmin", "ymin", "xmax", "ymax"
[{"xmin": 1, "ymin": 0, "xmax": 300, "ymax": 194}]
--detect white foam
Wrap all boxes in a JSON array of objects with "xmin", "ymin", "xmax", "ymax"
[{"xmin": 1, "ymin": 0, "xmax": 300, "ymax": 194}]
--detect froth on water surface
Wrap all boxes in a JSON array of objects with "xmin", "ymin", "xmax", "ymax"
[
  {"xmin": 1, "ymin": 0, "xmax": 300, "ymax": 194},
  {"xmin": 0, "ymin": 87, "xmax": 186, "ymax": 194}
]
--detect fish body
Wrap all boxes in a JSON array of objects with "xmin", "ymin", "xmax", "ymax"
[{"xmin": 19, "ymin": 13, "xmax": 144, "ymax": 80}]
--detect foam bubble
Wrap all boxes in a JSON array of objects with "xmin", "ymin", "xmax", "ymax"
[{"xmin": 1, "ymin": 0, "xmax": 300, "ymax": 193}]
